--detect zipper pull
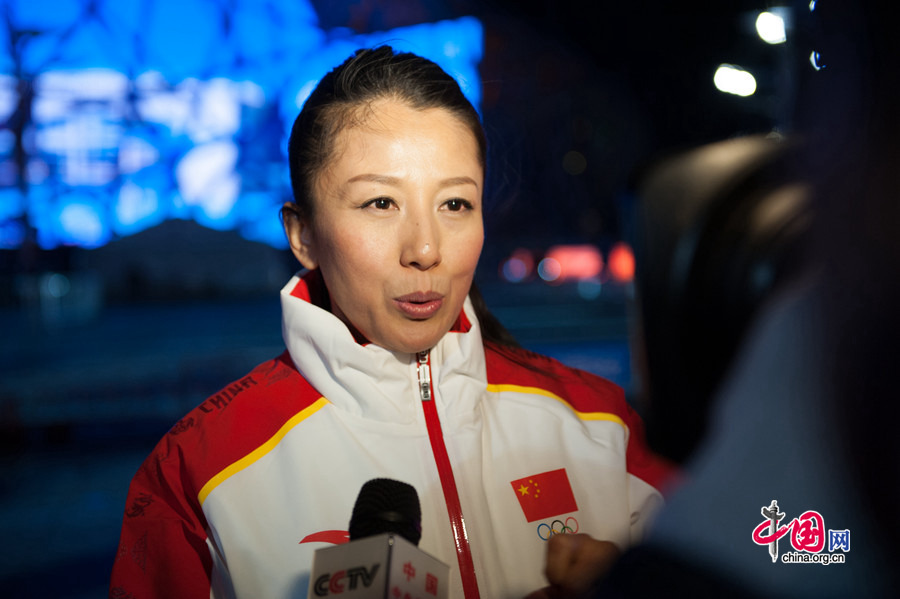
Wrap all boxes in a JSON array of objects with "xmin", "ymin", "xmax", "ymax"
[{"xmin": 416, "ymin": 351, "xmax": 432, "ymax": 402}]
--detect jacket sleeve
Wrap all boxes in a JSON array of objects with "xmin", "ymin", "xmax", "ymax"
[
  {"xmin": 621, "ymin": 403, "xmax": 678, "ymax": 543},
  {"xmin": 109, "ymin": 441, "xmax": 214, "ymax": 598}
]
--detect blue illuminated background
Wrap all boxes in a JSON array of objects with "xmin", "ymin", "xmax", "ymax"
[{"xmin": 0, "ymin": 0, "xmax": 483, "ymax": 251}]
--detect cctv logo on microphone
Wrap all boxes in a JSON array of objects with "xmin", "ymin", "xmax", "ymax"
[
  {"xmin": 308, "ymin": 533, "xmax": 449, "ymax": 598},
  {"xmin": 510, "ymin": 468, "xmax": 578, "ymax": 523},
  {"xmin": 313, "ymin": 564, "xmax": 380, "ymax": 596}
]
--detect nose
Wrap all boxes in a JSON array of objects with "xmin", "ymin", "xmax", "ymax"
[{"xmin": 400, "ymin": 212, "xmax": 441, "ymax": 270}]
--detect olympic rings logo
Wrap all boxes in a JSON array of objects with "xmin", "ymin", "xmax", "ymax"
[{"xmin": 537, "ymin": 517, "xmax": 579, "ymax": 541}]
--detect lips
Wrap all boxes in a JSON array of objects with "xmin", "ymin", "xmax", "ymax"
[{"xmin": 393, "ymin": 292, "xmax": 444, "ymax": 319}]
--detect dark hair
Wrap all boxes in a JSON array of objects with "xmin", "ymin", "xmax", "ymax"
[
  {"xmin": 284, "ymin": 46, "xmax": 520, "ymax": 351},
  {"xmin": 286, "ymin": 45, "xmax": 486, "ymax": 220}
]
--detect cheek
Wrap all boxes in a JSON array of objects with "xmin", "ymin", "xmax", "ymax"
[
  {"xmin": 455, "ymin": 228, "xmax": 484, "ymax": 275},
  {"xmin": 317, "ymin": 227, "xmax": 390, "ymax": 285}
]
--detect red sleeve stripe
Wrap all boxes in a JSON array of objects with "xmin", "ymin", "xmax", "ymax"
[{"xmin": 198, "ymin": 397, "xmax": 330, "ymax": 505}]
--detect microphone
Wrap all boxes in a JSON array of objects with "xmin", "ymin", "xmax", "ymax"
[
  {"xmin": 349, "ymin": 478, "xmax": 422, "ymax": 545},
  {"xmin": 308, "ymin": 479, "xmax": 450, "ymax": 598}
]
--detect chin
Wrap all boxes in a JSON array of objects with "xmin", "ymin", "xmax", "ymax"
[
  {"xmin": 380, "ymin": 329, "xmax": 445, "ymax": 355},
  {"xmin": 371, "ymin": 314, "xmax": 458, "ymax": 354},
  {"xmin": 385, "ymin": 339, "xmax": 439, "ymax": 355}
]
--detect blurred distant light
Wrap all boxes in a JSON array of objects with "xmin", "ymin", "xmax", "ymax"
[
  {"xmin": 809, "ymin": 0, "xmax": 816, "ymax": 11},
  {"xmin": 26, "ymin": 159, "xmax": 49, "ymax": 185},
  {"xmin": 0, "ymin": 220, "xmax": 26, "ymax": 249},
  {"xmin": 176, "ymin": 141, "xmax": 238, "ymax": 203},
  {"xmin": 537, "ymin": 257, "xmax": 562, "ymax": 283},
  {"xmin": 0, "ymin": 188, "xmax": 24, "ymax": 220},
  {"xmin": 607, "ymin": 242, "xmax": 636, "ymax": 283},
  {"xmin": 714, "ymin": 64, "xmax": 757, "ymax": 97},
  {"xmin": 35, "ymin": 68, "xmax": 129, "ymax": 107},
  {"xmin": 562, "ymin": 150, "xmax": 587, "ymax": 175},
  {"xmin": 0, "ymin": 75, "xmax": 18, "ymax": 121},
  {"xmin": 236, "ymin": 191, "xmax": 287, "ymax": 249},
  {"xmin": 576, "ymin": 278, "xmax": 603, "ymax": 300},
  {"xmin": 45, "ymin": 273, "xmax": 71, "ymax": 298},
  {"xmin": 443, "ymin": 40, "xmax": 462, "ymax": 58},
  {"xmin": 183, "ymin": 78, "xmax": 243, "ymax": 143},
  {"xmin": 240, "ymin": 80, "xmax": 266, "ymax": 108},
  {"xmin": 809, "ymin": 50, "xmax": 825, "ymax": 71},
  {"xmin": 2, "ymin": 5, "xmax": 483, "ymax": 251},
  {"xmin": 59, "ymin": 202, "xmax": 106, "ymax": 247},
  {"xmin": 501, "ymin": 258, "xmax": 528, "ymax": 282},
  {"xmin": 294, "ymin": 80, "xmax": 319, "ymax": 110},
  {"xmin": 540, "ymin": 244, "xmax": 604, "ymax": 283},
  {"xmin": 0, "ymin": 129, "xmax": 13, "ymax": 153},
  {"xmin": 118, "ymin": 135, "xmax": 160, "ymax": 174},
  {"xmin": 0, "ymin": 161, "xmax": 16, "ymax": 186},
  {"xmin": 115, "ymin": 181, "xmax": 163, "ymax": 234},
  {"xmin": 756, "ymin": 11, "xmax": 787, "ymax": 44},
  {"xmin": 500, "ymin": 248, "xmax": 534, "ymax": 283},
  {"xmin": 199, "ymin": 172, "xmax": 241, "ymax": 223},
  {"xmin": 33, "ymin": 75, "xmax": 125, "ymax": 185}
]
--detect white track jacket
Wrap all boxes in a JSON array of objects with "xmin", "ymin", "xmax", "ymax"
[{"xmin": 110, "ymin": 272, "xmax": 674, "ymax": 598}]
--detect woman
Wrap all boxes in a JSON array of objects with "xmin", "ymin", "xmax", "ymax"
[{"xmin": 110, "ymin": 47, "xmax": 674, "ymax": 599}]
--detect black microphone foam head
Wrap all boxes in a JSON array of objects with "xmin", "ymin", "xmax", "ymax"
[{"xmin": 349, "ymin": 478, "xmax": 422, "ymax": 546}]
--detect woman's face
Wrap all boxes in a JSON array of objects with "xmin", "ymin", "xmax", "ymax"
[{"xmin": 285, "ymin": 98, "xmax": 485, "ymax": 354}]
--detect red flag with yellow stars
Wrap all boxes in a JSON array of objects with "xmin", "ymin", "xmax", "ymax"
[{"xmin": 510, "ymin": 468, "xmax": 578, "ymax": 523}]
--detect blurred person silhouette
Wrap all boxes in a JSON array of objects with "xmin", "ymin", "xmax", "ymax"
[
  {"xmin": 535, "ymin": 2, "xmax": 900, "ymax": 597},
  {"xmin": 109, "ymin": 46, "xmax": 675, "ymax": 599}
]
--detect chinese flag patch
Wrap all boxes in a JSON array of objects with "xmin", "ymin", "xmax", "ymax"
[{"xmin": 510, "ymin": 468, "xmax": 578, "ymax": 523}]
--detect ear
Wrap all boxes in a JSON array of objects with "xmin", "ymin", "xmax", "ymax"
[{"xmin": 282, "ymin": 202, "xmax": 318, "ymax": 270}]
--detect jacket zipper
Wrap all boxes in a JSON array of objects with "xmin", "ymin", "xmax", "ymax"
[{"xmin": 416, "ymin": 351, "xmax": 481, "ymax": 599}]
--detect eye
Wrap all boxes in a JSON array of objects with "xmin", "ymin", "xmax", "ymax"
[
  {"xmin": 443, "ymin": 198, "xmax": 473, "ymax": 212},
  {"xmin": 362, "ymin": 197, "xmax": 395, "ymax": 210}
]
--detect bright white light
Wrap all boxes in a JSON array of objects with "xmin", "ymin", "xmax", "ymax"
[
  {"xmin": 137, "ymin": 86, "xmax": 192, "ymax": 136},
  {"xmin": 118, "ymin": 136, "xmax": 160, "ymax": 174},
  {"xmin": 36, "ymin": 69, "xmax": 128, "ymax": 101},
  {"xmin": 176, "ymin": 141, "xmax": 238, "ymax": 203},
  {"xmin": 185, "ymin": 78, "xmax": 242, "ymax": 143},
  {"xmin": 36, "ymin": 114, "xmax": 121, "ymax": 185},
  {"xmin": 714, "ymin": 64, "xmax": 757, "ymax": 97},
  {"xmin": 199, "ymin": 172, "xmax": 241, "ymax": 221},
  {"xmin": 756, "ymin": 11, "xmax": 786, "ymax": 44}
]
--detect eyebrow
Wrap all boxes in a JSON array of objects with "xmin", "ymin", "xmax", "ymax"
[{"xmin": 346, "ymin": 173, "xmax": 480, "ymax": 189}]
